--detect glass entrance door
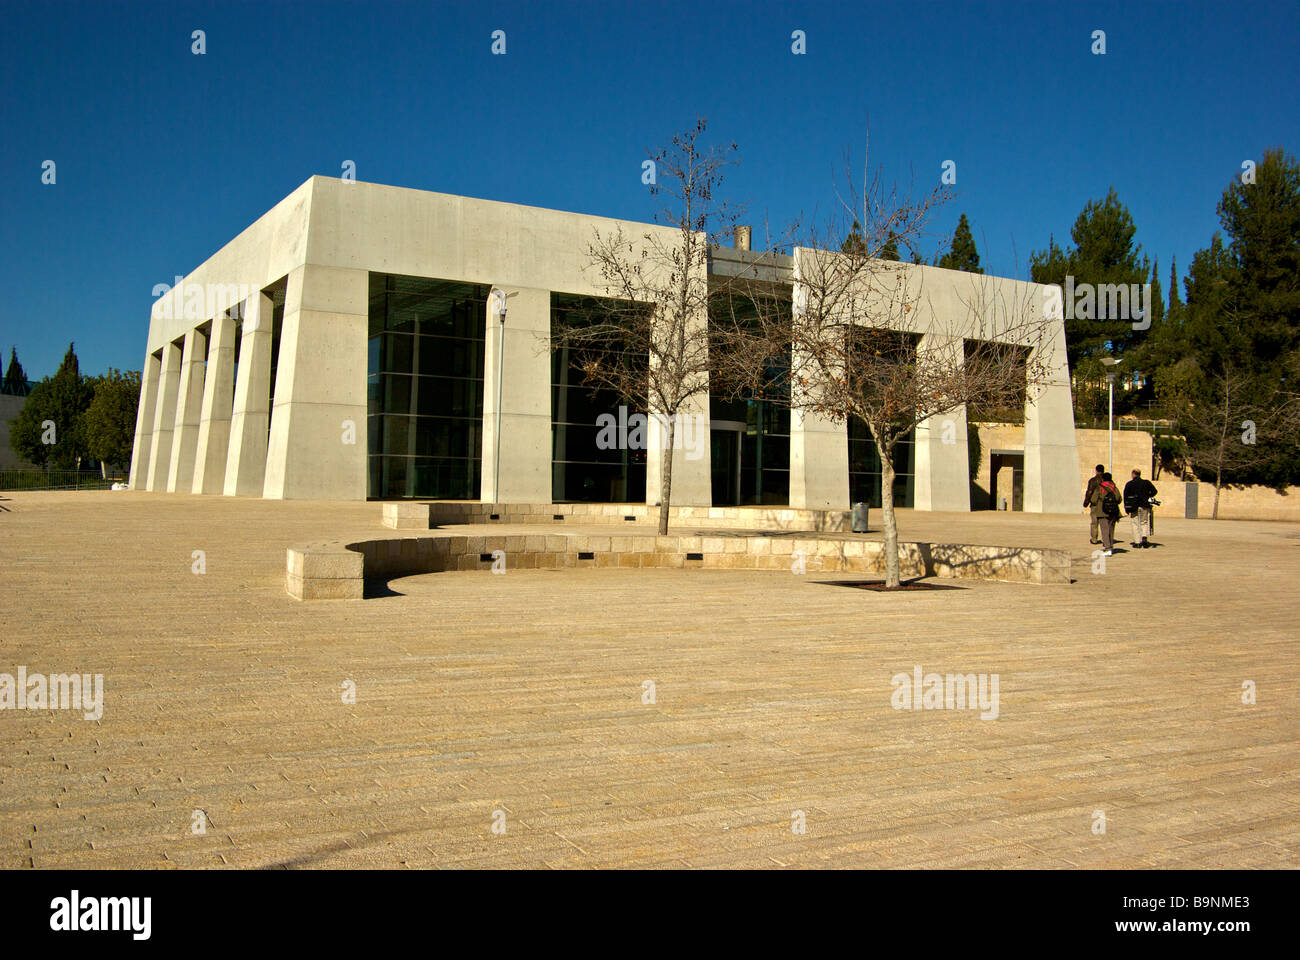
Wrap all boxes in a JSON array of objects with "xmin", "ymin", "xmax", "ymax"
[{"xmin": 710, "ymin": 423, "xmax": 743, "ymax": 506}]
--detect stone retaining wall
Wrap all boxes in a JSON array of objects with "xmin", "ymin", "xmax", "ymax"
[
  {"xmin": 287, "ymin": 532, "xmax": 1070, "ymax": 599},
  {"xmin": 382, "ymin": 501, "xmax": 853, "ymax": 532},
  {"xmin": 1155, "ymin": 480, "xmax": 1300, "ymax": 523}
]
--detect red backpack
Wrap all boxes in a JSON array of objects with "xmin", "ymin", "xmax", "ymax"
[{"xmin": 1100, "ymin": 481, "xmax": 1121, "ymax": 516}]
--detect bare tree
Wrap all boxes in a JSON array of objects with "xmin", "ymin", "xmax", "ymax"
[
  {"xmin": 1174, "ymin": 359, "xmax": 1300, "ymax": 518},
  {"xmin": 715, "ymin": 151, "xmax": 1061, "ymax": 588},
  {"xmin": 554, "ymin": 119, "xmax": 743, "ymax": 535}
]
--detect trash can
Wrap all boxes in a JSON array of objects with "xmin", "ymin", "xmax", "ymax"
[{"xmin": 851, "ymin": 502, "xmax": 869, "ymax": 533}]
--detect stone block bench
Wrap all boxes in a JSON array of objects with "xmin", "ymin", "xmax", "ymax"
[
  {"xmin": 287, "ymin": 532, "xmax": 1070, "ymax": 599},
  {"xmin": 286, "ymin": 541, "xmax": 365, "ymax": 600}
]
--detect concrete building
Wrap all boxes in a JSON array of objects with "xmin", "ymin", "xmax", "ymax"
[
  {"xmin": 0, "ymin": 385, "xmax": 38, "ymax": 471},
  {"xmin": 129, "ymin": 176, "xmax": 1079, "ymax": 512}
]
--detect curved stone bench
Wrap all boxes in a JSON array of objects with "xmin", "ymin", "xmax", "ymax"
[
  {"xmin": 286, "ymin": 540, "xmax": 365, "ymax": 600},
  {"xmin": 287, "ymin": 532, "xmax": 1070, "ymax": 599}
]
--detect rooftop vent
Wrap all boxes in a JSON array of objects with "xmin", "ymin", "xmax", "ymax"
[{"xmin": 734, "ymin": 225, "xmax": 752, "ymax": 251}]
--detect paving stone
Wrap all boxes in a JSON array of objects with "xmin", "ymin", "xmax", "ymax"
[{"xmin": 0, "ymin": 491, "xmax": 1295, "ymax": 868}]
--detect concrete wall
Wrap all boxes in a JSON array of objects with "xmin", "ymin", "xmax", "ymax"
[
  {"xmin": 1155, "ymin": 479, "xmax": 1300, "ymax": 522},
  {"xmin": 973, "ymin": 425, "xmax": 1152, "ymax": 509}
]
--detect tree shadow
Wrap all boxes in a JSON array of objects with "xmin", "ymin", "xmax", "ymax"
[{"xmin": 815, "ymin": 576, "xmax": 964, "ymax": 592}]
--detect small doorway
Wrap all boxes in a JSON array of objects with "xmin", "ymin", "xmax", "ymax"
[{"xmin": 988, "ymin": 450, "xmax": 1024, "ymax": 511}]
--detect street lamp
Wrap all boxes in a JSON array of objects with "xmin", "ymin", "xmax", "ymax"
[
  {"xmin": 490, "ymin": 289, "xmax": 509, "ymax": 504},
  {"xmin": 1100, "ymin": 356, "xmax": 1122, "ymax": 470}
]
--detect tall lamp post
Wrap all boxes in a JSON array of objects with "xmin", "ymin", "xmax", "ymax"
[
  {"xmin": 1100, "ymin": 356, "xmax": 1122, "ymax": 470},
  {"xmin": 490, "ymin": 289, "xmax": 509, "ymax": 504}
]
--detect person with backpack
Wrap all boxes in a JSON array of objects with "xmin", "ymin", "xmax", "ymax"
[
  {"xmin": 1090, "ymin": 471, "xmax": 1123, "ymax": 556},
  {"xmin": 1083, "ymin": 463, "xmax": 1105, "ymax": 544},
  {"xmin": 1124, "ymin": 469, "xmax": 1159, "ymax": 548}
]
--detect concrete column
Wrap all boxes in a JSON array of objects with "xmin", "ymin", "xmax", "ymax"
[
  {"xmin": 912, "ymin": 334, "xmax": 972, "ymax": 512},
  {"xmin": 166, "ymin": 327, "xmax": 207, "ymax": 492},
  {"xmin": 645, "ymin": 303, "xmax": 712, "ymax": 508},
  {"xmin": 128, "ymin": 350, "xmax": 161, "ymax": 489},
  {"xmin": 787, "ymin": 261, "xmax": 849, "ymax": 509},
  {"xmin": 1023, "ymin": 320, "xmax": 1079, "ymax": 513},
  {"xmin": 263, "ymin": 265, "xmax": 368, "ymax": 499},
  {"xmin": 789, "ymin": 406, "xmax": 849, "ymax": 510},
  {"xmin": 224, "ymin": 292, "xmax": 274, "ymax": 496},
  {"xmin": 192, "ymin": 314, "xmax": 236, "ymax": 493},
  {"xmin": 481, "ymin": 285, "xmax": 552, "ymax": 503},
  {"xmin": 145, "ymin": 340, "xmax": 183, "ymax": 491}
]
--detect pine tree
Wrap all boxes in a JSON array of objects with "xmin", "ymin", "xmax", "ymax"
[
  {"xmin": 937, "ymin": 213, "xmax": 983, "ymax": 273},
  {"xmin": 841, "ymin": 220, "xmax": 866, "ymax": 256},
  {"xmin": 1216, "ymin": 146, "xmax": 1300, "ymax": 368},
  {"xmin": 1030, "ymin": 188, "xmax": 1150, "ymax": 373}
]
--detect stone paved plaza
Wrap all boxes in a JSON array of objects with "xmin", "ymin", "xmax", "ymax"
[{"xmin": 1, "ymin": 491, "xmax": 1297, "ymax": 868}]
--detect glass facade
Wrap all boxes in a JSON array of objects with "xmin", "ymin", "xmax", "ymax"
[
  {"xmin": 709, "ymin": 394, "xmax": 790, "ymax": 506},
  {"xmin": 708, "ymin": 288, "xmax": 791, "ymax": 505},
  {"xmin": 367, "ymin": 274, "xmax": 486, "ymax": 499},
  {"xmin": 550, "ymin": 293, "xmax": 647, "ymax": 502},
  {"xmin": 848, "ymin": 418, "xmax": 915, "ymax": 508}
]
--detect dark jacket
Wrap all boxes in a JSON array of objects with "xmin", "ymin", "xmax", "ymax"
[
  {"xmin": 1083, "ymin": 474, "xmax": 1102, "ymax": 508},
  {"xmin": 1123, "ymin": 478, "xmax": 1157, "ymax": 514}
]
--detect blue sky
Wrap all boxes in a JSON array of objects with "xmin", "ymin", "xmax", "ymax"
[{"xmin": 2, "ymin": 0, "xmax": 1296, "ymax": 379}]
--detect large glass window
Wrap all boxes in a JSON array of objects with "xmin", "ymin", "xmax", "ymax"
[
  {"xmin": 367, "ymin": 274, "xmax": 486, "ymax": 499},
  {"xmin": 550, "ymin": 293, "xmax": 647, "ymax": 503},
  {"xmin": 848, "ymin": 419, "xmax": 915, "ymax": 508},
  {"xmin": 708, "ymin": 286, "xmax": 791, "ymax": 505},
  {"xmin": 844, "ymin": 327, "xmax": 918, "ymax": 508}
]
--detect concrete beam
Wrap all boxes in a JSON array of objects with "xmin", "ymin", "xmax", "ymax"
[
  {"xmin": 224, "ymin": 292, "xmax": 273, "ymax": 496},
  {"xmin": 1024, "ymin": 326, "xmax": 1079, "ymax": 514},
  {"xmin": 263, "ymin": 265, "xmax": 368, "ymax": 500},
  {"xmin": 145, "ymin": 340, "xmax": 183, "ymax": 491},
  {"xmin": 790, "ymin": 406, "xmax": 849, "ymax": 510},
  {"xmin": 192, "ymin": 314, "xmax": 236, "ymax": 494},
  {"xmin": 913, "ymin": 333, "xmax": 972, "ymax": 512},
  {"xmin": 128, "ymin": 350, "xmax": 161, "ymax": 489},
  {"xmin": 166, "ymin": 327, "xmax": 206, "ymax": 492},
  {"xmin": 481, "ymin": 286, "xmax": 552, "ymax": 503}
]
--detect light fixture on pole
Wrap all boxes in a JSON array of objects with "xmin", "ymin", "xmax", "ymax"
[
  {"xmin": 490, "ymin": 289, "xmax": 509, "ymax": 504},
  {"xmin": 1100, "ymin": 356, "xmax": 1122, "ymax": 470}
]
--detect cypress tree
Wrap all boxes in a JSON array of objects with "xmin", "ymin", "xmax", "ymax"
[{"xmin": 3, "ymin": 347, "xmax": 25, "ymax": 392}]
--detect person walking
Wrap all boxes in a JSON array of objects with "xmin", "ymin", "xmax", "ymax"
[
  {"xmin": 1083, "ymin": 464, "xmax": 1105, "ymax": 544},
  {"xmin": 1123, "ymin": 469, "xmax": 1158, "ymax": 548},
  {"xmin": 1091, "ymin": 471, "xmax": 1122, "ymax": 555}
]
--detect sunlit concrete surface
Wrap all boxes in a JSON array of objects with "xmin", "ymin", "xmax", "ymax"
[{"xmin": 1, "ymin": 491, "xmax": 1297, "ymax": 868}]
